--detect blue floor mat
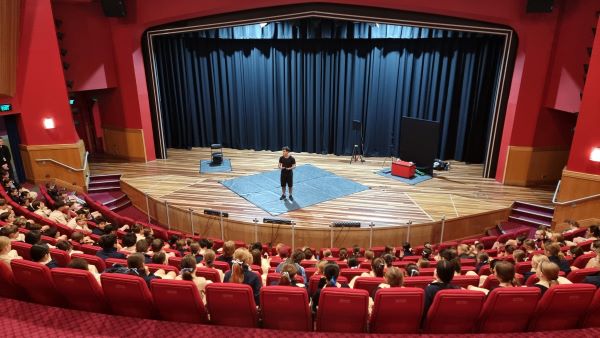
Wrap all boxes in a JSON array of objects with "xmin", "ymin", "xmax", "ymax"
[
  {"xmin": 221, "ymin": 164, "xmax": 368, "ymax": 215},
  {"xmin": 200, "ymin": 159, "xmax": 232, "ymax": 173},
  {"xmin": 376, "ymin": 168, "xmax": 432, "ymax": 185}
]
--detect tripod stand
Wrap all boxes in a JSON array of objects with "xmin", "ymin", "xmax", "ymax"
[
  {"xmin": 350, "ymin": 120, "xmax": 365, "ymax": 164},
  {"xmin": 382, "ymin": 135, "xmax": 396, "ymax": 167}
]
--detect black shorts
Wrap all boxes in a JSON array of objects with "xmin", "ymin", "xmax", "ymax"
[{"xmin": 280, "ymin": 170, "xmax": 293, "ymax": 187}]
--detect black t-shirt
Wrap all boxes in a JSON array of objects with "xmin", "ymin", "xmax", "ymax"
[{"xmin": 279, "ymin": 156, "xmax": 296, "ymax": 170}]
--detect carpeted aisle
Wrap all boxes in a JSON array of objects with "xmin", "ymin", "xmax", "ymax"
[{"xmin": 221, "ymin": 164, "xmax": 369, "ymax": 215}]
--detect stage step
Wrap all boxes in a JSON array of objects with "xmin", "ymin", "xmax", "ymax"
[
  {"xmin": 111, "ymin": 199, "xmax": 132, "ymax": 212},
  {"xmin": 89, "ymin": 173, "xmax": 122, "ymax": 182},
  {"xmin": 88, "ymin": 179, "xmax": 121, "ymax": 189},
  {"xmin": 508, "ymin": 215, "xmax": 551, "ymax": 228},
  {"xmin": 87, "ymin": 186, "xmax": 121, "ymax": 193},
  {"xmin": 512, "ymin": 201, "xmax": 554, "ymax": 215},
  {"xmin": 101, "ymin": 193, "xmax": 129, "ymax": 209}
]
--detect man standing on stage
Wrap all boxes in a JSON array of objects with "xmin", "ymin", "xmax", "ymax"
[{"xmin": 278, "ymin": 146, "xmax": 296, "ymax": 201}]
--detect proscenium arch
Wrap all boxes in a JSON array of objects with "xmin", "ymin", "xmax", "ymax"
[{"xmin": 143, "ymin": 3, "xmax": 517, "ymax": 178}]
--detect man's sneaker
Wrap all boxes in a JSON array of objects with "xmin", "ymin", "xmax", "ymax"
[
  {"xmin": 289, "ymin": 195, "xmax": 294, "ymax": 201},
  {"xmin": 280, "ymin": 195, "xmax": 286, "ymax": 200}
]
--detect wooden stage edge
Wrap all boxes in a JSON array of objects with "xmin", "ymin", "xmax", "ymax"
[{"xmin": 90, "ymin": 148, "xmax": 554, "ymax": 248}]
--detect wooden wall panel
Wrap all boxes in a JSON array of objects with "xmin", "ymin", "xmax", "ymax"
[
  {"xmin": 103, "ymin": 126, "xmax": 146, "ymax": 162},
  {"xmin": 553, "ymin": 170, "xmax": 600, "ymax": 227},
  {"xmin": 503, "ymin": 146, "xmax": 569, "ymax": 186},
  {"xmin": 0, "ymin": 0, "xmax": 19, "ymax": 97},
  {"xmin": 20, "ymin": 140, "xmax": 87, "ymax": 192}
]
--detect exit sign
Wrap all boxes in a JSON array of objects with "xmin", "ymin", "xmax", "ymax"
[{"xmin": 0, "ymin": 104, "xmax": 11, "ymax": 112}]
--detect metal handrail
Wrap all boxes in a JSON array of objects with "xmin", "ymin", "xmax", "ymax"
[
  {"xmin": 35, "ymin": 151, "xmax": 89, "ymax": 172},
  {"xmin": 552, "ymin": 180, "xmax": 600, "ymax": 205}
]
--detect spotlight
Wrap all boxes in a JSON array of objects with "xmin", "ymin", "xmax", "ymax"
[
  {"xmin": 259, "ymin": 22, "xmax": 268, "ymax": 28},
  {"xmin": 57, "ymin": 31, "xmax": 64, "ymax": 40},
  {"xmin": 60, "ymin": 48, "xmax": 68, "ymax": 56},
  {"xmin": 203, "ymin": 209, "xmax": 229, "ymax": 217},
  {"xmin": 54, "ymin": 19, "xmax": 63, "ymax": 28},
  {"xmin": 66, "ymin": 80, "xmax": 74, "ymax": 89},
  {"xmin": 62, "ymin": 62, "xmax": 70, "ymax": 70},
  {"xmin": 263, "ymin": 217, "xmax": 293, "ymax": 225},
  {"xmin": 591, "ymin": 148, "xmax": 600, "ymax": 162}
]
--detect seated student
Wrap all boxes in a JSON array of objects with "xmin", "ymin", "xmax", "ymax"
[
  {"xmin": 48, "ymin": 201, "xmax": 71, "ymax": 225},
  {"xmin": 533, "ymin": 261, "xmax": 572, "ymax": 296},
  {"xmin": 67, "ymin": 257, "xmax": 101, "ymax": 285},
  {"xmin": 198, "ymin": 238, "xmax": 212, "ymax": 256},
  {"xmin": 457, "ymin": 244, "xmax": 475, "ymax": 259},
  {"xmin": 130, "ymin": 223, "xmax": 145, "ymax": 242},
  {"xmin": 120, "ymin": 233, "xmax": 137, "ymax": 254},
  {"xmin": 311, "ymin": 262, "xmax": 349, "ymax": 312},
  {"xmin": 469, "ymin": 260, "xmax": 519, "ymax": 295},
  {"xmin": 70, "ymin": 231, "xmax": 95, "ymax": 246},
  {"xmin": 522, "ymin": 239, "xmax": 538, "ymax": 256},
  {"xmin": 545, "ymin": 242, "xmax": 571, "ymax": 275},
  {"xmin": 223, "ymin": 248, "xmax": 262, "ymax": 305},
  {"xmin": 189, "ymin": 242, "xmax": 203, "ymax": 264},
  {"xmin": 573, "ymin": 225, "xmax": 600, "ymax": 244},
  {"xmin": 405, "ymin": 263, "xmax": 420, "ymax": 277},
  {"xmin": 382, "ymin": 254, "xmax": 394, "ymax": 270},
  {"xmin": 417, "ymin": 258, "xmax": 430, "ymax": 269},
  {"xmin": 423, "ymin": 260, "xmax": 460, "ymax": 317},
  {"xmin": 338, "ymin": 247, "xmax": 349, "ymax": 262},
  {"xmin": 363, "ymin": 250, "xmax": 374, "ymax": 265},
  {"xmin": 30, "ymin": 244, "xmax": 58, "ymax": 269},
  {"xmin": 217, "ymin": 240, "xmax": 235, "ymax": 266},
  {"xmin": 371, "ymin": 266, "xmax": 404, "ymax": 297},
  {"xmin": 0, "ymin": 211, "xmax": 16, "ymax": 225},
  {"xmin": 91, "ymin": 218, "xmax": 110, "ymax": 236},
  {"xmin": 313, "ymin": 259, "xmax": 328, "ymax": 277},
  {"xmin": 0, "ymin": 236, "xmax": 22, "ymax": 268},
  {"xmin": 275, "ymin": 249, "xmax": 307, "ymax": 283},
  {"xmin": 3, "ymin": 224, "xmax": 25, "ymax": 242},
  {"xmin": 348, "ymin": 256, "xmax": 359, "ymax": 269},
  {"xmin": 271, "ymin": 263, "xmax": 305, "ymax": 288},
  {"xmin": 197, "ymin": 249, "xmax": 224, "ymax": 282},
  {"xmin": 349, "ymin": 257, "xmax": 385, "ymax": 288},
  {"xmin": 512, "ymin": 249, "xmax": 527, "ymax": 263},
  {"xmin": 275, "ymin": 243, "xmax": 290, "ymax": 260},
  {"xmin": 55, "ymin": 239, "xmax": 83, "ymax": 256},
  {"xmin": 66, "ymin": 213, "xmax": 91, "ymax": 233},
  {"xmin": 24, "ymin": 230, "xmax": 51, "ymax": 248},
  {"xmin": 135, "ymin": 239, "xmax": 153, "ymax": 264},
  {"xmin": 474, "ymin": 252, "xmax": 490, "ymax": 275},
  {"xmin": 322, "ymin": 249, "xmax": 333, "ymax": 260},
  {"xmin": 351, "ymin": 245, "xmax": 362, "ymax": 258},
  {"xmin": 176, "ymin": 254, "xmax": 211, "ymax": 304},
  {"xmin": 151, "ymin": 251, "xmax": 168, "ymax": 265},
  {"xmin": 401, "ymin": 242, "xmax": 413, "ymax": 258},
  {"xmin": 115, "ymin": 253, "xmax": 173, "ymax": 287},
  {"xmin": 150, "ymin": 238, "xmax": 174, "ymax": 259},
  {"xmin": 96, "ymin": 234, "xmax": 126, "ymax": 260}
]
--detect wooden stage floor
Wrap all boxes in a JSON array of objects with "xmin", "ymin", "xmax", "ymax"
[{"xmin": 90, "ymin": 148, "xmax": 554, "ymax": 228}]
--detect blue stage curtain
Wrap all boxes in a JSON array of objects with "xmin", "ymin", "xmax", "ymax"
[{"xmin": 153, "ymin": 19, "xmax": 503, "ymax": 162}]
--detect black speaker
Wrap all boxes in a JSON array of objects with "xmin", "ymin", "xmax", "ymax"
[
  {"xmin": 101, "ymin": 0, "xmax": 126, "ymax": 17},
  {"xmin": 526, "ymin": 0, "xmax": 553, "ymax": 13}
]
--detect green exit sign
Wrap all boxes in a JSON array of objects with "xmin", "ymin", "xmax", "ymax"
[{"xmin": 0, "ymin": 104, "xmax": 12, "ymax": 112}]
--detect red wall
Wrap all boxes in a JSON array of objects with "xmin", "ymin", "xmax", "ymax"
[
  {"xmin": 567, "ymin": 16, "xmax": 600, "ymax": 176},
  {"xmin": 52, "ymin": 2, "xmax": 117, "ymax": 92},
  {"xmin": 8, "ymin": 0, "xmax": 78, "ymax": 145}
]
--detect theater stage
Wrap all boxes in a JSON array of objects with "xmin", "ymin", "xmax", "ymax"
[{"xmin": 90, "ymin": 148, "xmax": 554, "ymax": 229}]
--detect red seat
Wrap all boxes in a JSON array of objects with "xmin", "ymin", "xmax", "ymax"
[
  {"xmin": 104, "ymin": 257, "xmax": 128, "ymax": 268},
  {"xmin": 369, "ymin": 287, "xmax": 424, "ymax": 333},
  {"xmin": 49, "ymin": 249, "xmax": 71, "ymax": 267},
  {"xmin": 516, "ymin": 261, "xmax": 532, "ymax": 274},
  {"xmin": 581, "ymin": 287, "xmax": 600, "ymax": 328},
  {"xmin": 308, "ymin": 275, "xmax": 348, "ymax": 296},
  {"xmin": 260, "ymin": 286, "xmax": 312, "ymax": 331},
  {"xmin": 460, "ymin": 266, "xmax": 476, "ymax": 274},
  {"xmin": 403, "ymin": 276, "xmax": 434, "ymax": 289},
  {"xmin": 205, "ymin": 283, "xmax": 258, "ymax": 327},
  {"xmin": 577, "ymin": 239, "xmax": 595, "ymax": 251},
  {"xmin": 566, "ymin": 267, "xmax": 600, "ymax": 283},
  {"xmin": 213, "ymin": 260, "xmax": 230, "ymax": 272},
  {"xmin": 0, "ymin": 261, "xmax": 26, "ymax": 300},
  {"xmin": 101, "ymin": 273, "xmax": 156, "ymax": 319},
  {"xmin": 460, "ymin": 258, "xmax": 476, "ymax": 266},
  {"xmin": 418, "ymin": 267, "xmax": 435, "ymax": 276},
  {"xmin": 10, "ymin": 241, "xmax": 32, "ymax": 261},
  {"xmin": 250, "ymin": 264, "xmax": 263, "ymax": 275},
  {"xmin": 315, "ymin": 288, "xmax": 369, "ymax": 333},
  {"xmin": 340, "ymin": 268, "xmax": 368, "ymax": 281},
  {"xmin": 196, "ymin": 267, "xmax": 221, "ymax": 283},
  {"xmin": 401, "ymin": 255, "xmax": 421, "ymax": 262},
  {"xmin": 336, "ymin": 262, "xmax": 348, "ymax": 269},
  {"xmin": 451, "ymin": 275, "xmax": 480, "ymax": 288},
  {"xmin": 479, "ymin": 264, "xmax": 491, "ymax": 275},
  {"xmin": 300, "ymin": 260, "xmax": 317, "ymax": 269},
  {"xmin": 423, "ymin": 290, "xmax": 486, "ymax": 333},
  {"xmin": 266, "ymin": 272, "xmax": 303, "ymax": 286},
  {"xmin": 438, "ymin": 241, "xmax": 458, "ymax": 251},
  {"xmin": 80, "ymin": 244, "xmax": 102, "ymax": 256},
  {"xmin": 150, "ymin": 279, "xmax": 208, "ymax": 323},
  {"xmin": 71, "ymin": 253, "xmax": 106, "ymax": 273},
  {"xmin": 304, "ymin": 267, "xmax": 317, "ymax": 279},
  {"xmin": 528, "ymin": 283, "xmax": 596, "ymax": 331},
  {"xmin": 353, "ymin": 277, "xmax": 385, "ymax": 296},
  {"xmin": 51, "ymin": 268, "xmax": 108, "ymax": 313},
  {"xmin": 477, "ymin": 287, "xmax": 541, "ymax": 333},
  {"xmin": 359, "ymin": 261, "xmax": 371, "ymax": 269},
  {"xmin": 479, "ymin": 236, "xmax": 498, "ymax": 250},
  {"xmin": 571, "ymin": 252, "xmax": 597, "ymax": 269},
  {"xmin": 167, "ymin": 255, "xmax": 183, "ymax": 269},
  {"xmin": 562, "ymin": 227, "xmax": 588, "ymax": 241},
  {"xmin": 11, "ymin": 260, "xmax": 62, "ymax": 307}
]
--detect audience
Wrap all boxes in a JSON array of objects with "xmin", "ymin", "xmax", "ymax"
[
  {"xmin": 67, "ymin": 257, "xmax": 101, "ymax": 285},
  {"xmin": 423, "ymin": 260, "xmax": 459, "ymax": 318},
  {"xmin": 0, "ymin": 236, "xmax": 22, "ymax": 268},
  {"xmin": 312, "ymin": 262, "xmax": 349, "ymax": 312},
  {"xmin": 198, "ymin": 249, "xmax": 224, "ymax": 282},
  {"xmin": 223, "ymin": 248, "xmax": 262, "ymax": 305},
  {"xmin": 30, "ymin": 244, "xmax": 58, "ymax": 269},
  {"xmin": 217, "ymin": 240, "xmax": 235, "ymax": 266},
  {"xmin": 96, "ymin": 234, "xmax": 126, "ymax": 260},
  {"xmin": 533, "ymin": 261, "xmax": 572, "ymax": 296},
  {"xmin": 272, "ymin": 263, "xmax": 305, "ymax": 288},
  {"xmin": 176, "ymin": 254, "xmax": 211, "ymax": 304}
]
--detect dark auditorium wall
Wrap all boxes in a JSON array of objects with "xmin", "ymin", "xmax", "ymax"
[{"xmin": 9, "ymin": 1, "xmax": 600, "ymax": 189}]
